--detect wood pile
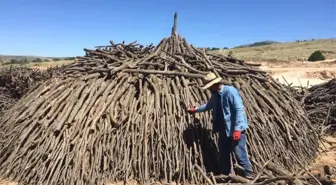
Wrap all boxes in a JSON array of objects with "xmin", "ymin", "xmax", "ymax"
[
  {"xmin": 301, "ymin": 78, "xmax": 336, "ymax": 134},
  {"xmin": 0, "ymin": 66, "xmax": 54, "ymax": 116},
  {"xmin": 197, "ymin": 162, "xmax": 336, "ymax": 185},
  {"xmin": 0, "ymin": 13, "xmax": 320, "ymax": 185}
]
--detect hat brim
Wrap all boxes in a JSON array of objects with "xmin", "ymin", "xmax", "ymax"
[{"xmin": 202, "ymin": 78, "xmax": 222, "ymax": 90}]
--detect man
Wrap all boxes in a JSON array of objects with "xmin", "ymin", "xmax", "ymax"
[{"xmin": 187, "ymin": 72, "xmax": 253, "ymax": 178}]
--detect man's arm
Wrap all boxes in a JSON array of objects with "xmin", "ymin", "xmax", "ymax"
[
  {"xmin": 195, "ymin": 95, "xmax": 215, "ymax": 112},
  {"xmin": 227, "ymin": 87, "xmax": 245, "ymax": 131}
]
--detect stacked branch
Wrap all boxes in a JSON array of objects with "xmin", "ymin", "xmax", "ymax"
[
  {"xmin": 197, "ymin": 162, "xmax": 335, "ymax": 185},
  {"xmin": 0, "ymin": 13, "xmax": 319, "ymax": 185},
  {"xmin": 301, "ymin": 78, "xmax": 336, "ymax": 134},
  {"xmin": 0, "ymin": 66, "xmax": 55, "ymax": 116}
]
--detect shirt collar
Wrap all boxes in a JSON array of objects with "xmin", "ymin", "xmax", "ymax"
[{"xmin": 217, "ymin": 85, "xmax": 225, "ymax": 95}]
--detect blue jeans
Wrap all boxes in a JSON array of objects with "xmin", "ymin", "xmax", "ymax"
[{"xmin": 218, "ymin": 131, "xmax": 252, "ymax": 177}]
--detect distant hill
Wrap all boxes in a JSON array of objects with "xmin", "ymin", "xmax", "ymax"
[
  {"xmin": 0, "ymin": 54, "xmax": 48, "ymax": 61},
  {"xmin": 234, "ymin": 41, "xmax": 280, "ymax": 48},
  {"xmin": 0, "ymin": 54, "xmax": 74, "ymax": 62},
  {"xmin": 209, "ymin": 38, "xmax": 336, "ymax": 62}
]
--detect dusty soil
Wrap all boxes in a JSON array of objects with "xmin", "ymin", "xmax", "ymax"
[
  {"xmin": 313, "ymin": 135, "xmax": 336, "ymax": 168},
  {"xmin": 1, "ymin": 60, "xmax": 335, "ymax": 185},
  {"xmin": 267, "ymin": 67, "xmax": 336, "ymax": 87},
  {"xmin": 256, "ymin": 59, "xmax": 336, "ymax": 87}
]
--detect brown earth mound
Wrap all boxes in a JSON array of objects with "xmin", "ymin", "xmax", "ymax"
[{"xmin": 304, "ymin": 70, "xmax": 336, "ymax": 80}]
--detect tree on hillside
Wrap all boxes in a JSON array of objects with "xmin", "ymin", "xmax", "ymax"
[
  {"xmin": 64, "ymin": 57, "xmax": 75, "ymax": 60},
  {"xmin": 10, "ymin": 59, "xmax": 19, "ymax": 64},
  {"xmin": 22, "ymin": 58, "xmax": 28, "ymax": 63},
  {"xmin": 32, "ymin": 58, "xmax": 43, "ymax": 63},
  {"xmin": 308, "ymin": 50, "xmax": 325, "ymax": 62},
  {"xmin": 228, "ymin": 50, "xmax": 233, "ymax": 57}
]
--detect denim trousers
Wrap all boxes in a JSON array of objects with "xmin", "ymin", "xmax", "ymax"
[{"xmin": 218, "ymin": 131, "xmax": 252, "ymax": 177}]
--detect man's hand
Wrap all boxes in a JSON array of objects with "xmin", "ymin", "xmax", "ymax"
[
  {"xmin": 233, "ymin": 131, "xmax": 241, "ymax": 141},
  {"xmin": 186, "ymin": 107, "xmax": 196, "ymax": 114}
]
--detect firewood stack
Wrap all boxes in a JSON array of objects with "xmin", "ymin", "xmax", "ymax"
[
  {"xmin": 0, "ymin": 66, "xmax": 55, "ymax": 116},
  {"xmin": 302, "ymin": 78, "xmax": 336, "ymax": 134},
  {"xmin": 0, "ymin": 13, "xmax": 322, "ymax": 185}
]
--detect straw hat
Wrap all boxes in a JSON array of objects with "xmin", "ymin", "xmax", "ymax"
[{"xmin": 202, "ymin": 72, "xmax": 222, "ymax": 90}]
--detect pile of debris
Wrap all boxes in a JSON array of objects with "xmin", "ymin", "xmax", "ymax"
[
  {"xmin": 0, "ymin": 13, "xmax": 320, "ymax": 185},
  {"xmin": 0, "ymin": 66, "xmax": 55, "ymax": 116},
  {"xmin": 301, "ymin": 78, "xmax": 336, "ymax": 134}
]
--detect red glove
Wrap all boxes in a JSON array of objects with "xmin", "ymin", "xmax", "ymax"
[
  {"xmin": 233, "ymin": 131, "xmax": 241, "ymax": 141},
  {"xmin": 187, "ymin": 107, "xmax": 196, "ymax": 114}
]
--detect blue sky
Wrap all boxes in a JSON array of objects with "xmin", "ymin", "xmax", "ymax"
[{"xmin": 0, "ymin": 0, "xmax": 335, "ymax": 57}]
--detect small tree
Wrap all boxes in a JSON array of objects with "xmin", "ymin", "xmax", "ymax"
[
  {"xmin": 10, "ymin": 59, "xmax": 19, "ymax": 64},
  {"xmin": 32, "ymin": 58, "xmax": 43, "ymax": 63},
  {"xmin": 228, "ymin": 50, "xmax": 233, "ymax": 57},
  {"xmin": 308, "ymin": 50, "xmax": 325, "ymax": 62},
  {"xmin": 22, "ymin": 58, "xmax": 28, "ymax": 63},
  {"xmin": 64, "ymin": 57, "xmax": 75, "ymax": 60}
]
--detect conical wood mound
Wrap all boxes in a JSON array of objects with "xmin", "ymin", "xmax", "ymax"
[{"xmin": 0, "ymin": 13, "xmax": 319, "ymax": 185}]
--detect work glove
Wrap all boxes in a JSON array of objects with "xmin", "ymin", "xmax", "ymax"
[
  {"xmin": 233, "ymin": 131, "xmax": 241, "ymax": 141},
  {"xmin": 186, "ymin": 107, "xmax": 196, "ymax": 114}
]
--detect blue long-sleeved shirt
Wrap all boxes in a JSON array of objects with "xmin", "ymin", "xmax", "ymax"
[{"xmin": 195, "ymin": 85, "xmax": 248, "ymax": 136}]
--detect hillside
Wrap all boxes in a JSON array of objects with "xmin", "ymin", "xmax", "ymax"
[
  {"xmin": 0, "ymin": 55, "xmax": 45, "ymax": 62},
  {"xmin": 234, "ymin": 40, "xmax": 280, "ymax": 48},
  {"xmin": 0, "ymin": 55, "xmax": 75, "ymax": 68},
  {"xmin": 0, "ymin": 55, "xmax": 74, "ymax": 62},
  {"xmin": 209, "ymin": 38, "xmax": 336, "ymax": 62}
]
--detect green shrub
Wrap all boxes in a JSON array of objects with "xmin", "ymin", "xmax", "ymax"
[
  {"xmin": 308, "ymin": 50, "xmax": 325, "ymax": 62},
  {"xmin": 10, "ymin": 59, "xmax": 20, "ymax": 64},
  {"xmin": 211, "ymin": 47, "xmax": 220, "ymax": 50},
  {"xmin": 32, "ymin": 58, "xmax": 43, "ymax": 63},
  {"xmin": 64, "ymin": 57, "xmax": 75, "ymax": 60},
  {"xmin": 228, "ymin": 50, "xmax": 233, "ymax": 57}
]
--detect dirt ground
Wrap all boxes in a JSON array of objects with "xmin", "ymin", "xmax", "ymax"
[
  {"xmin": 255, "ymin": 59, "xmax": 336, "ymax": 87},
  {"xmin": 1, "ymin": 60, "xmax": 336, "ymax": 185},
  {"xmin": 314, "ymin": 135, "xmax": 336, "ymax": 168},
  {"xmin": 268, "ymin": 67, "xmax": 336, "ymax": 87}
]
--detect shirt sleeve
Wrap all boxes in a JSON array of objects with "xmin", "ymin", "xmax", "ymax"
[
  {"xmin": 195, "ymin": 95, "xmax": 214, "ymax": 112},
  {"xmin": 227, "ymin": 87, "xmax": 245, "ymax": 131}
]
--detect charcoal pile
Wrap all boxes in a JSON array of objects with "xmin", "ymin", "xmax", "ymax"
[
  {"xmin": 0, "ymin": 66, "xmax": 54, "ymax": 116},
  {"xmin": 0, "ymin": 13, "xmax": 320, "ymax": 185},
  {"xmin": 302, "ymin": 78, "xmax": 336, "ymax": 134}
]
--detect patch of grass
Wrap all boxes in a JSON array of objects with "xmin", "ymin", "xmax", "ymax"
[{"xmin": 209, "ymin": 38, "xmax": 336, "ymax": 62}]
